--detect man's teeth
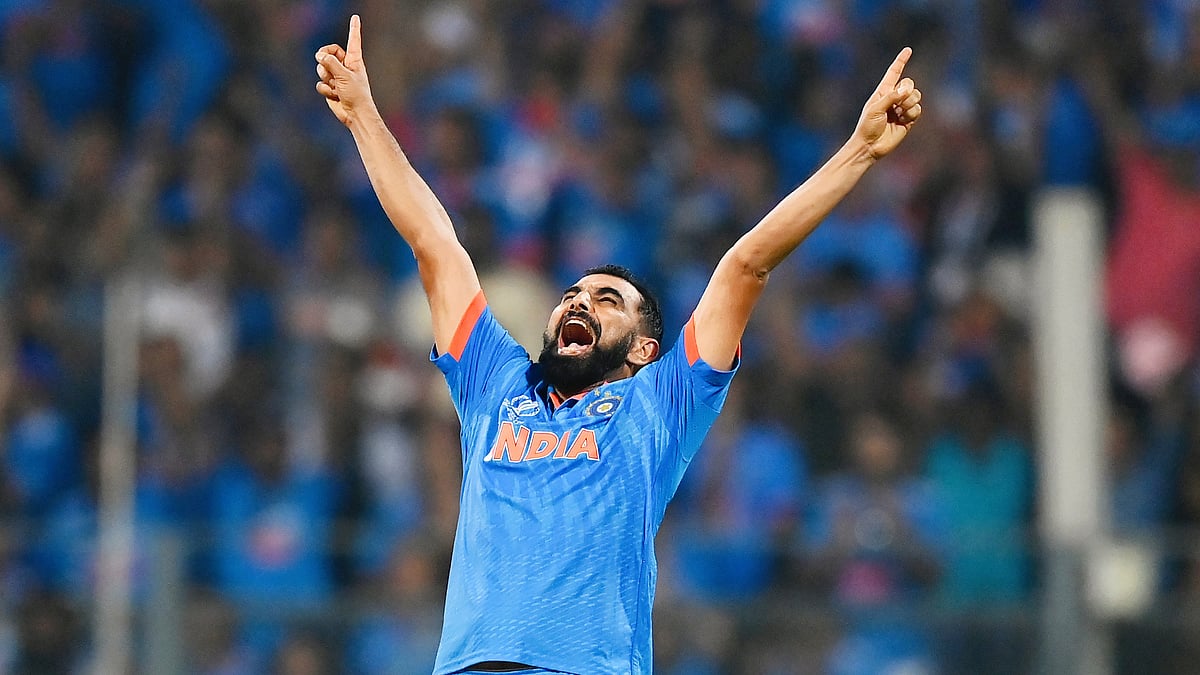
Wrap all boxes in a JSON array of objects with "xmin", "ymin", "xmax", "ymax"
[{"xmin": 560, "ymin": 317, "xmax": 595, "ymax": 345}]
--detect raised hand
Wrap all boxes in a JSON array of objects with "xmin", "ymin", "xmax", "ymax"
[
  {"xmin": 854, "ymin": 47, "xmax": 923, "ymax": 160},
  {"xmin": 315, "ymin": 15, "xmax": 372, "ymax": 126}
]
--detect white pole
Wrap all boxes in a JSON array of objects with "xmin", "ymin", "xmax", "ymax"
[
  {"xmin": 1032, "ymin": 187, "xmax": 1110, "ymax": 675},
  {"xmin": 94, "ymin": 273, "xmax": 140, "ymax": 675}
]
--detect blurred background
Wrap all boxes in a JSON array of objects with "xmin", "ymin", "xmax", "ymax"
[{"xmin": 1, "ymin": 0, "xmax": 1199, "ymax": 673}]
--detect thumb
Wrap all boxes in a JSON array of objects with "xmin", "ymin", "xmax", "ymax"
[
  {"xmin": 346, "ymin": 14, "xmax": 363, "ymax": 66},
  {"xmin": 866, "ymin": 84, "xmax": 907, "ymax": 116}
]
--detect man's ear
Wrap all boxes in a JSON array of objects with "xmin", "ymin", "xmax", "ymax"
[{"xmin": 628, "ymin": 336, "xmax": 660, "ymax": 367}]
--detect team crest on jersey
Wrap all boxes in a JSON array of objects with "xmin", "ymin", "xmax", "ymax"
[
  {"xmin": 585, "ymin": 394, "xmax": 622, "ymax": 417},
  {"xmin": 502, "ymin": 394, "xmax": 541, "ymax": 422}
]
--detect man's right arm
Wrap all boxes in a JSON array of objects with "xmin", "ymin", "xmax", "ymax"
[{"xmin": 316, "ymin": 15, "xmax": 481, "ymax": 355}]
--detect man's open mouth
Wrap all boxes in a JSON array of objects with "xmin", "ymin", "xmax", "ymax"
[{"xmin": 557, "ymin": 316, "xmax": 596, "ymax": 356}]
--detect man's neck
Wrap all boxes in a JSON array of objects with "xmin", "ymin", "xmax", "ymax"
[{"xmin": 547, "ymin": 365, "xmax": 634, "ymax": 406}]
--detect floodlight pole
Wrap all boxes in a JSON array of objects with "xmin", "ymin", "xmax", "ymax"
[
  {"xmin": 1032, "ymin": 188, "xmax": 1111, "ymax": 675},
  {"xmin": 94, "ymin": 272, "xmax": 140, "ymax": 675}
]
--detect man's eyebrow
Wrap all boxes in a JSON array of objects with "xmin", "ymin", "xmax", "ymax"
[
  {"xmin": 560, "ymin": 285, "xmax": 625, "ymax": 303},
  {"xmin": 596, "ymin": 286, "xmax": 625, "ymax": 302}
]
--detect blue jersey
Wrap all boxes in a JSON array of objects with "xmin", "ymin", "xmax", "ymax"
[{"xmin": 431, "ymin": 293, "xmax": 737, "ymax": 674}]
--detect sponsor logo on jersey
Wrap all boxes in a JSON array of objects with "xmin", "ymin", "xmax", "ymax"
[
  {"xmin": 502, "ymin": 394, "xmax": 541, "ymax": 422},
  {"xmin": 485, "ymin": 421, "xmax": 600, "ymax": 463}
]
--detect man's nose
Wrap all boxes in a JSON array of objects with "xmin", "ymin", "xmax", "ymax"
[{"xmin": 568, "ymin": 291, "xmax": 591, "ymax": 312}]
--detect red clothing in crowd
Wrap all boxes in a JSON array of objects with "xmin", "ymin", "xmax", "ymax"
[{"xmin": 1106, "ymin": 144, "xmax": 1200, "ymax": 369}]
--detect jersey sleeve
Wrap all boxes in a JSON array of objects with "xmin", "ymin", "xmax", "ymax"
[
  {"xmin": 644, "ymin": 315, "xmax": 739, "ymax": 466},
  {"xmin": 430, "ymin": 291, "xmax": 531, "ymax": 417}
]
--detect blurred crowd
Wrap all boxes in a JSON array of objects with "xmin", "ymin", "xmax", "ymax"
[{"xmin": 1, "ymin": 0, "xmax": 1200, "ymax": 673}]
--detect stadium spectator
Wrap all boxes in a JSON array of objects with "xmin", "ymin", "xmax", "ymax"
[
  {"xmin": 347, "ymin": 534, "xmax": 443, "ymax": 675},
  {"xmin": 669, "ymin": 377, "xmax": 807, "ymax": 602},
  {"xmin": 207, "ymin": 420, "xmax": 338, "ymax": 661},
  {"xmin": 924, "ymin": 384, "xmax": 1034, "ymax": 674},
  {"xmin": 807, "ymin": 410, "xmax": 945, "ymax": 675}
]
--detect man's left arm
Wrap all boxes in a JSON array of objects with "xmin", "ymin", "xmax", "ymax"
[{"xmin": 691, "ymin": 48, "xmax": 923, "ymax": 369}]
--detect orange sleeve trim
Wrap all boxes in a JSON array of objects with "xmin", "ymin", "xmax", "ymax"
[
  {"xmin": 685, "ymin": 314, "xmax": 741, "ymax": 368},
  {"xmin": 447, "ymin": 291, "xmax": 487, "ymax": 360},
  {"xmin": 684, "ymin": 316, "xmax": 700, "ymax": 366}
]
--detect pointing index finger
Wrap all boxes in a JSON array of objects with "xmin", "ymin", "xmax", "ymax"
[
  {"xmin": 876, "ymin": 47, "xmax": 913, "ymax": 94},
  {"xmin": 347, "ymin": 14, "xmax": 362, "ymax": 59}
]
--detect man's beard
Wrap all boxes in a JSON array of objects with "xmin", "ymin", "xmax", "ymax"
[{"xmin": 539, "ymin": 324, "xmax": 634, "ymax": 395}]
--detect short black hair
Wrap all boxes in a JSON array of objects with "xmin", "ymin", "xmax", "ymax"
[{"xmin": 582, "ymin": 264, "xmax": 664, "ymax": 346}]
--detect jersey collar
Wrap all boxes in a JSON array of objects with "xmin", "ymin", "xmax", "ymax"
[{"xmin": 545, "ymin": 384, "xmax": 597, "ymax": 410}]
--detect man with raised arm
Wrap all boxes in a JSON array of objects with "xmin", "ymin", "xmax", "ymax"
[{"xmin": 316, "ymin": 15, "xmax": 922, "ymax": 675}]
